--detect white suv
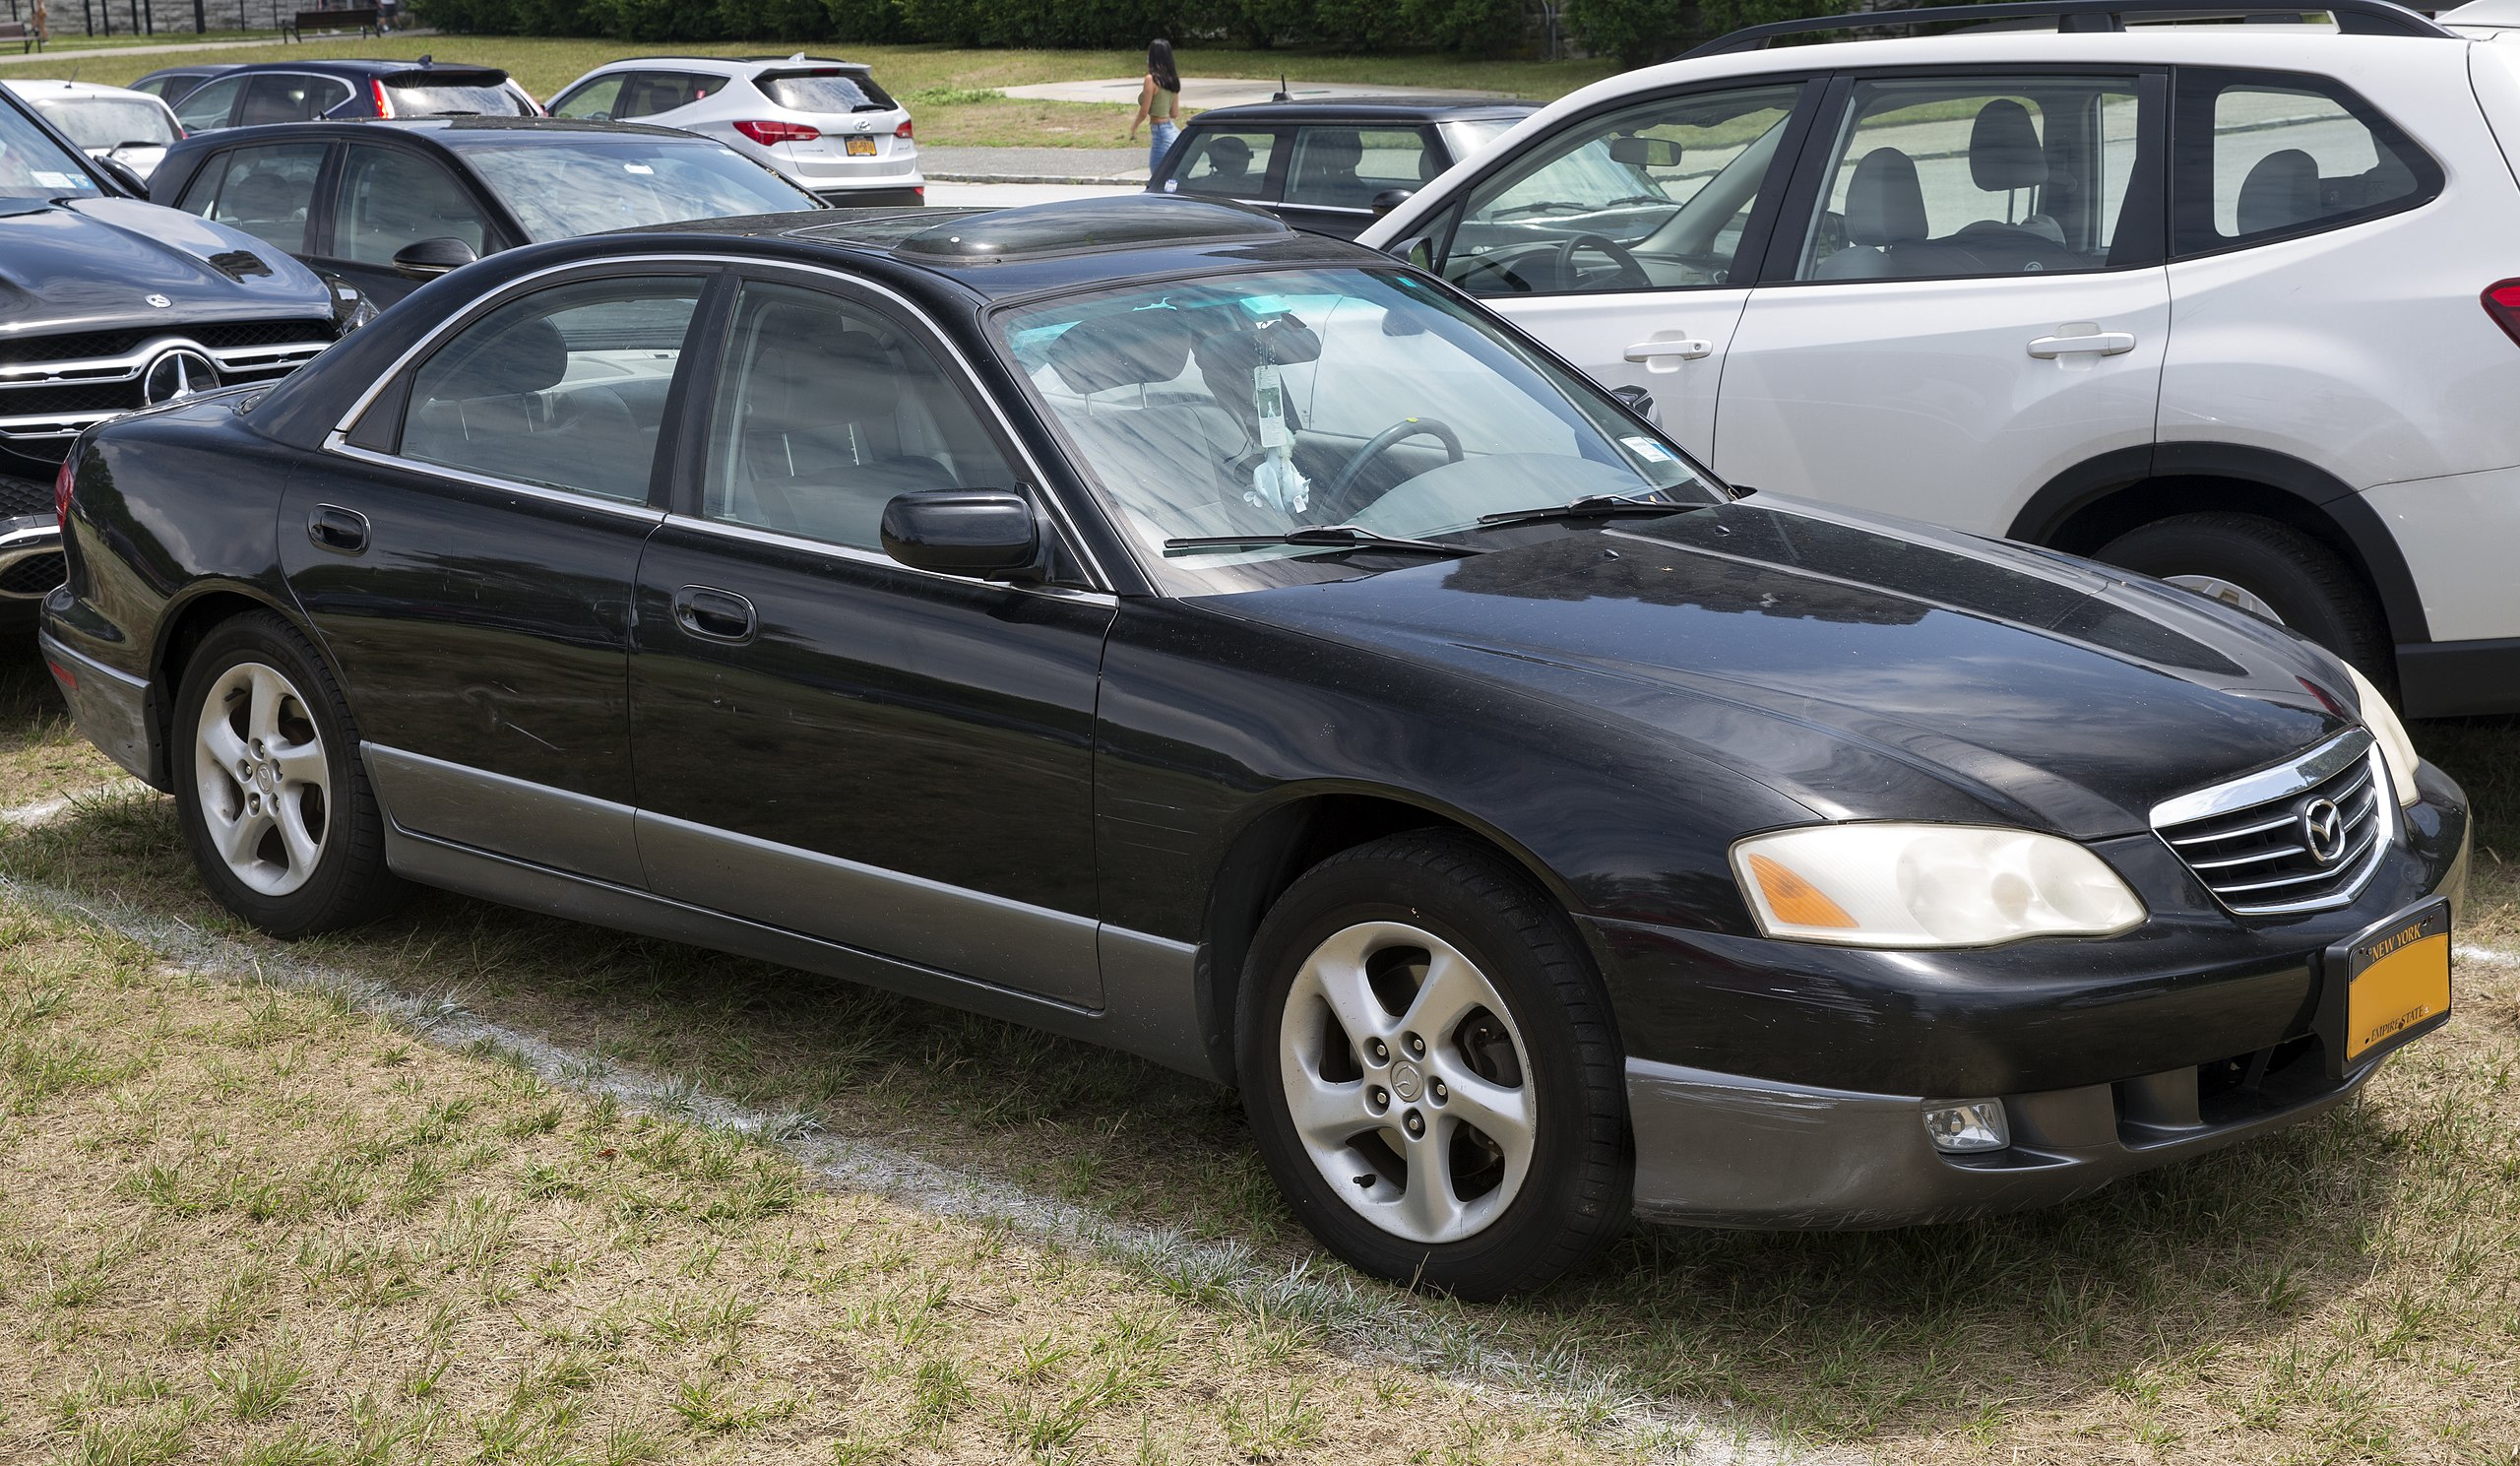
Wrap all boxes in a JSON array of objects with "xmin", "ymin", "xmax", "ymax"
[
  {"xmin": 1363, "ymin": 0, "xmax": 2520, "ymax": 718},
  {"xmin": 547, "ymin": 55, "xmax": 922, "ymax": 207}
]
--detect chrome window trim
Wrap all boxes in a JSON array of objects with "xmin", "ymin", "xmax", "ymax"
[
  {"xmin": 321, "ymin": 250, "xmax": 1114, "ymax": 593},
  {"xmin": 660, "ymin": 511, "xmax": 1117, "ymax": 606},
  {"xmin": 2148, "ymin": 729, "xmax": 2372, "ymax": 828},
  {"xmin": 326, "ymin": 440, "xmax": 669, "ymax": 523}
]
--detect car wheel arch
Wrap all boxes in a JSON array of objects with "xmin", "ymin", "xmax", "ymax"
[
  {"xmin": 147, "ymin": 584, "xmax": 337, "ymax": 786},
  {"xmin": 2009, "ymin": 443, "xmax": 2429, "ymax": 648}
]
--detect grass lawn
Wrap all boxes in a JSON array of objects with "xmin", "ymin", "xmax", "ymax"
[
  {"xmin": 41, "ymin": 35, "xmax": 1619, "ymax": 149},
  {"xmin": 3, "ymin": 636, "xmax": 2518, "ymax": 1463}
]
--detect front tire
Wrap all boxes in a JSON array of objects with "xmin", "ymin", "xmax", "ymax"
[
  {"xmin": 2095, "ymin": 512, "xmax": 2391, "ymax": 680},
  {"xmin": 1239, "ymin": 833, "xmax": 1630, "ymax": 1299},
  {"xmin": 172, "ymin": 611, "xmax": 400, "ymax": 937}
]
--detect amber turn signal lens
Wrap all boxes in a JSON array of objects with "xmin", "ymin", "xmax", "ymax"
[{"xmin": 1744, "ymin": 853, "xmax": 1857, "ymax": 929}]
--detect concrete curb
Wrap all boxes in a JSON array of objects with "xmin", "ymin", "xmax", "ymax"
[{"xmin": 927, "ymin": 170, "xmax": 1143, "ymax": 186}]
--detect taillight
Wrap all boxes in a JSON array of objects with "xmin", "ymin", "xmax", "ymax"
[
  {"xmin": 372, "ymin": 78, "xmax": 392, "ymax": 118},
  {"xmin": 2484, "ymin": 279, "xmax": 2520, "ymax": 346},
  {"xmin": 53, "ymin": 456, "xmax": 74, "ymax": 531},
  {"xmin": 895, "ymin": 118, "xmax": 913, "ymax": 140},
  {"xmin": 733, "ymin": 119, "xmax": 819, "ymax": 146}
]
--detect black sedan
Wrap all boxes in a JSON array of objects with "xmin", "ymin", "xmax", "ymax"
[
  {"xmin": 38, "ymin": 198, "xmax": 2467, "ymax": 1299},
  {"xmin": 150, "ymin": 117, "xmax": 823, "ymax": 306},
  {"xmin": 1150, "ymin": 96, "xmax": 1537, "ymax": 237}
]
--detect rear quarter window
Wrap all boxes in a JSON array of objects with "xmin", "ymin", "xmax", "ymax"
[{"xmin": 2172, "ymin": 69, "xmax": 2441, "ymax": 256}]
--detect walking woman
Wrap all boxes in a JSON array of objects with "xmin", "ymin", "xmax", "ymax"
[{"xmin": 1129, "ymin": 38, "xmax": 1182, "ymax": 176}]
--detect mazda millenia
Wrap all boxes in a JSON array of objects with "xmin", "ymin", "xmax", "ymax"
[{"xmin": 38, "ymin": 198, "xmax": 2467, "ymax": 1298}]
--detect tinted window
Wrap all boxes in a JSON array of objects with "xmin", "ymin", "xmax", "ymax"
[
  {"xmin": 550, "ymin": 74, "xmax": 624, "ymax": 121},
  {"xmin": 398, "ymin": 277, "xmax": 703, "ymax": 501},
  {"xmin": 1167, "ymin": 129, "xmax": 1274, "ymax": 198},
  {"xmin": 758, "ymin": 70, "xmax": 895, "ymax": 113},
  {"xmin": 1798, "ymin": 75, "xmax": 2147, "ymax": 282},
  {"xmin": 1448, "ymin": 84, "xmax": 1801, "ymax": 296},
  {"xmin": 458, "ymin": 136, "xmax": 816, "ymax": 238},
  {"xmin": 334, "ymin": 145, "xmax": 490, "ymax": 263},
  {"xmin": 384, "ymin": 79, "xmax": 531, "ymax": 118},
  {"xmin": 177, "ymin": 142, "xmax": 324, "ymax": 251},
  {"xmin": 2173, "ymin": 72, "xmax": 2437, "ymax": 254},
  {"xmin": 171, "ymin": 73, "xmax": 246, "ymax": 132},
  {"xmin": 1283, "ymin": 127, "xmax": 1432, "ymax": 210},
  {"xmin": 29, "ymin": 96, "xmax": 179, "ymax": 150},
  {"xmin": 237, "ymin": 73, "xmax": 350, "ymax": 127},
  {"xmin": 703, "ymin": 281, "xmax": 1015, "ymax": 551},
  {"xmin": 613, "ymin": 72, "xmax": 722, "ymax": 119}
]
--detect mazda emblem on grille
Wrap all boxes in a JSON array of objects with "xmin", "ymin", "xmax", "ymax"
[
  {"xmin": 2300, "ymin": 797, "xmax": 2348, "ymax": 866},
  {"xmin": 141, "ymin": 349, "xmax": 219, "ymax": 407}
]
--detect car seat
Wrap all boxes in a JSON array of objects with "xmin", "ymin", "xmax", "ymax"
[
  {"xmin": 1958, "ymin": 99, "xmax": 2069, "ymax": 251},
  {"xmin": 2236, "ymin": 148, "xmax": 2321, "ymax": 234},
  {"xmin": 1295, "ymin": 130, "xmax": 1368, "ymax": 209},
  {"xmin": 729, "ymin": 310, "xmax": 953, "ymax": 544},
  {"xmin": 1816, "ymin": 147, "xmax": 1928, "ymax": 279},
  {"xmin": 403, "ymin": 316, "xmax": 646, "ymax": 499}
]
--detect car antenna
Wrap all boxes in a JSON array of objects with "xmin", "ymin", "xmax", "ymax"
[
  {"xmin": 416, "ymin": 53, "xmax": 432, "ymax": 66},
  {"xmin": 1273, "ymin": 74, "xmax": 1291, "ymax": 102}
]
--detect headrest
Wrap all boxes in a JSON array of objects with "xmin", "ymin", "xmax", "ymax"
[
  {"xmin": 1308, "ymin": 130, "xmax": 1362, "ymax": 169},
  {"xmin": 423, "ymin": 314, "xmax": 567, "ymax": 400},
  {"xmin": 1207, "ymin": 135, "xmax": 1252, "ymax": 173},
  {"xmin": 1969, "ymin": 99, "xmax": 2048, "ymax": 192},
  {"xmin": 1845, "ymin": 148, "xmax": 1928, "ymax": 247},
  {"xmin": 227, "ymin": 170, "xmax": 299, "ymax": 218},
  {"xmin": 2237, "ymin": 148, "xmax": 2320, "ymax": 235},
  {"xmin": 1044, "ymin": 306, "xmax": 1192, "ymax": 394},
  {"xmin": 747, "ymin": 309, "xmax": 899, "ymax": 420}
]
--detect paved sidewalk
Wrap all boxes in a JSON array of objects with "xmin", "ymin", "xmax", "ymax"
[
  {"xmin": 0, "ymin": 28, "xmax": 436, "ymax": 66},
  {"xmin": 1002, "ymin": 77, "xmax": 1515, "ymax": 107},
  {"xmin": 921, "ymin": 144, "xmax": 1149, "ymax": 185}
]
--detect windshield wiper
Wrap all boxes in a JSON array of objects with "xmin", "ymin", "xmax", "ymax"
[
  {"xmin": 1474, "ymin": 494, "xmax": 1708, "ymax": 530},
  {"xmin": 1163, "ymin": 525, "xmax": 1482, "ymax": 558}
]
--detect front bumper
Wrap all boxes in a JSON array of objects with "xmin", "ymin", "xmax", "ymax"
[{"xmin": 1608, "ymin": 774, "xmax": 2470, "ymax": 1228}]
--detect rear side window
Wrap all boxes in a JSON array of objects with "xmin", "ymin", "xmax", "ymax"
[
  {"xmin": 170, "ymin": 73, "xmax": 247, "ymax": 132},
  {"xmin": 177, "ymin": 141, "xmax": 326, "ymax": 252},
  {"xmin": 237, "ymin": 74, "xmax": 350, "ymax": 127},
  {"xmin": 1283, "ymin": 126, "xmax": 1433, "ymax": 209},
  {"xmin": 1166, "ymin": 129, "xmax": 1276, "ymax": 198},
  {"xmin": 612, "ymin": 72, "xmax": 723, "ymax": 119},
  {"xmin": 2173, "ymin": 70, "xmax": 2439, "ymax": 255},
  {"xmin": 758, "ymin": 70, "xmax": 895, "ymax": 113}
]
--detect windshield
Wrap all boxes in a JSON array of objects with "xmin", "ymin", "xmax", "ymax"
[
  {"xmin": 1001, "ymin": 267, "xmax": 1724, "ymax": 594},
  {"xmin": 459, "ymin": 136, "xmax": 819, "ymax": 237},
  {"xmin": 759, "ymin": 70, "xmax": 896, "ymax": 113},
  {"xmin": 0, "ymin": 96, "xmax": 102, "ymax": 200},
  {"xmin": 1441, "ymin": 117, "xmax": 1522, "ymax": 159},
  {"xmin": 388, "ymin": 82, "xmax": 529, "ymax": 117},
  {"xmin": 29, "ymin": 96, "xmax": 177, "ymax": 150}
]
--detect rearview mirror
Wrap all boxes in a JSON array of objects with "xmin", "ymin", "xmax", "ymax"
[
  {"xmin": 880, "ymin": 490, "xmax": 1040, "ymax": 580},
  {"xmin": 1608, "ymin": 136, "xmax": 1684, "ymax": 169},
  {"xmin": 1370, "ymin": 187, "xmax": 1414, "ymax": 218},
  {"xmin": 392, "ymin": 236, "xmax": 478, "ymax": 282}
]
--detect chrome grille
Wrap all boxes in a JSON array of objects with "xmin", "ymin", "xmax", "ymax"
[
  {"xmin": 2151, "ymin": 731, "xmax": 2390, "ymax": 916},
  {"xmin": 0, "ymin": 323, "xmax": 336, "ymax": 457},
  {"xmin": 0, "ymin": 476, "xmax": 47, "ymax": 519},
  {"xmin": 0, "ymin": 550, "xmax": 62, "ymax": 598}
]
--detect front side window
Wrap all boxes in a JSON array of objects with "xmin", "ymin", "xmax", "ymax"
[
  {"xmin": 2172, "ymin": 71, "xmax": 2437, "ymax": 255},
  {"xmin": 237, "ymin": 74, "xmax": 349, "ymax": 127},
  {"xmin": 0, "ymin": 96, "xmax": 103, "ymax": 200},
  {"xmin": 171, "ymin": 73, "xmax": 246, "ymax": 132},
  {"xmin": 1283, "ymin": 127, "xmax": 1432, "ymax": 211},
  {"xmin": 1167, "ymin": 129, "xmax": 1275, "ymax": 198},
  {"xmin": 333, "ymin": 145, "xmax": 490, "ymax": 263},
  {"xmin": 394, "ymin": 277, "xmax": 703, "ymax": 502},
  {"xmin": 1001, "ymin": 268, "xmax": 1723, "ymax": 594},
  {"xmin": 1797, "ymin": 75, "xmax": 2148, "ymax": 282},
  {"xmin": 702, "ymin": 281, "xmax": 1016, "ymax": 551},
  {"xmin": 177, "ymin": 142, "xmax": 324, "ymax": 251},
  {"xmin": 549, "ymin": 75, "xmax": 624, "ymax": 121},
  {"xmin": 1445, "ymin": 83, "xmax": 1802, "ymax": 297},
  {"xmin": 459, "ymin": 136, "xmax": 816, "ymax": 239}
]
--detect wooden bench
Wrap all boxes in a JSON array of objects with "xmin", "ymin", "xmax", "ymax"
[
  {"xmin": 282, "ymin": 6, "xmax": 378, "ymax": 40},
  {"xmin": 0, "ymin": 21, "xmax": 41, "ymax": 53}
]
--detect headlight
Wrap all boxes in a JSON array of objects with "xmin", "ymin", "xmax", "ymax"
[
  {"xmin": 2342, "ymin": 664, "xmax": 2421, "ymax": 807},
  {"xmin": 334, "ymin": 285, "xmax": 379, "ymax": 334},
  {"xmin": 1732, "ymin": 823, "xmax": 2145, "ymax": 948}
]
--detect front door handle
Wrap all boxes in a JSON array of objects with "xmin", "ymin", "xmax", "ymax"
[
  {"xmin": 2027, "ymin": 330, "xmax": 2136, "ymax": 358},
  {"xmin": 671, "ymin": 585, "xmax": 757, "ymax": 645},
  {"xmin": 306, "ymin": 505, "xmax": 369, "ymax": 555},
  {"xmin": 1623, "ymin": 338, "xmax": 1714, "ymax": 362}
]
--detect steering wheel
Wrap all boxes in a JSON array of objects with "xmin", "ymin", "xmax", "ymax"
[
  {"xmin": 1551, "ymin": 233, "xmax": 1650, "ymax": 291},
  {"xmin": 1318, "ymin": 418, "xmax": 1466, "ymax": 514}
]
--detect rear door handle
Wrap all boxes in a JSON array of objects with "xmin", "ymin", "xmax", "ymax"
[
  {"xmin": 671, "ymin": 585, "xmax": 757, "ymax": 645},
  {"xmin": 306, "ymin": 505, "xmax": 369, "ymax": 555},
  {"xmin": 2027, "ymin": 331, "xmax": 2136, "ymax": 358},
  {"xmin": 1623, "ymin": 338, "xmax": 1714, "ymax": 361}
]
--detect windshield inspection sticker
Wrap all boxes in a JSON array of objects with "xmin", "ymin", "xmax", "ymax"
[
  {"xmin": 623, "ymin": 162, "xmax": 656, "ymax": 174},
  {"xmin": 32, "ymin": 172, "xmax": 81, "ymax": 188},
  {"xmin": 1244, "ymin": 363, "xmax": 1310, "ymax": 516},
  {"xmin": 1622, "ymin": 436, "xmax": 1676, "ymax": 463}
]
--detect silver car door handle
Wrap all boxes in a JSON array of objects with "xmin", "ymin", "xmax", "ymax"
[
  {"xmin": 1623, "ymin": 339, "xmax": 1714, "ymax": 361},
  {"xmin": 2027, "ymin": 331, "xmax": 2136, "ymax": 358}
]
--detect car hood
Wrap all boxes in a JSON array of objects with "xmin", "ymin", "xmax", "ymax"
[
  {"xmin": 1206, "ymin": 497, "xmax": 2354, "ymax": 840},
  {"xmin": 0, "ymin": 197, "xmax": 332, "ymax": 325}
]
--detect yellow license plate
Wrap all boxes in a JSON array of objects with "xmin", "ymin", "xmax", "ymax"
[
  {"xmin": 845, "ymin": 136, "xmax": 877, "ymax": 157},
  {"xmin": 2325, "ymin": 901, "xmax": 2452, "ymax": 1072}
]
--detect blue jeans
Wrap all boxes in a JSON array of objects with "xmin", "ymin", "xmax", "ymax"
[{"xmin": 1150, "ymin": 119, "xmax": 1180, "ymax": 176}]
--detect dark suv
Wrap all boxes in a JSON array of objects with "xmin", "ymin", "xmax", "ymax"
[
  {"xmin": 143, "ymin": 58, "xmax": 537, "ymax": 135},
  {"xmin": 1148, "ymin": 96, "xmax": 1536, "ymax": 238}
]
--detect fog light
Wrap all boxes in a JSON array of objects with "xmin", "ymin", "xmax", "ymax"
[{"xmin": 1923, "ymin": 1100, "xmax": 2009, "ymax": 1153}]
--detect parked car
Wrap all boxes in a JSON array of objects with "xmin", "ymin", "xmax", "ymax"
[
  {"xmin": 154, "ymin": 58, "xmax": 538, "ymax": 136},
  {"xmin": 4, "ymin": 80, "xmax": 184, "ymax": 181},
  {"xmin": 151, "ymin": 117, "xmax": 825, "ymax": 306},
  {"xmin": 124, "ymin": 64, "xmax": 237, "ymax": 107},
  {"xmin": 0, "ymin": 83, "xmax": 363, "ymax": 628},
  {"xmin": 1363, "ymin": 0, "xmax": 2520, "ymax": 717},
  {"xmin": 1150, "ymin": 96, "xmax": 1537, "ymax": 238},
  {"xmin": 2440, "ymin": 0, "xmax": 2520, "ymax": 37},
  {"xmin": 546, "ymin": 54, "xmax": 921, "ymax": 206},
  {"xmin": 39, "ymin": 196, "xmax": 2466, "ymax": 1298}
]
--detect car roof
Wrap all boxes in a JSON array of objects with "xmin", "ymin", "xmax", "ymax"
[
  {"xmin": 1188, "ymin": 97, "xmax": 1541, "ymax": 124},
  {"xmin": 132, "ymin": 63, "xmax": 241, "ymax": 82},
  {"xmin": 158, "ymin": 115, "xmax": 708, "ymax": 157},
  {"xmin": 1, "ymin": 79, "xmax": 166, "ymax": 100},
  {"xmin": 189, "ymin": 58, "xmax": 511, "ymax": 81},
  {"xmin": 577, "ymin": 54, "xmax": 878, "ymax": 75}
]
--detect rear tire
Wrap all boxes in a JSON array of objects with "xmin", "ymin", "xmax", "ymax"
[
  {"xmin": 1238, "ymin": 832, "xmax": 1630, "ymax": 1300},
  {"xmin": 2096, "ymin": 512, "xmax": 2391, "ymax": 680},
  {"xmin": 171, "ymin": 611, "xmax": 401, "ymax": 937}
]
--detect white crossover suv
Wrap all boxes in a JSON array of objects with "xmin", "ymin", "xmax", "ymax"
[
  {"xmin": 547, "ymin": 54, "xmax": 922, "ymax": 207},
  {"xmin": 1363, "ymin": 0, "xmax": 2520, "ymax": 717}
]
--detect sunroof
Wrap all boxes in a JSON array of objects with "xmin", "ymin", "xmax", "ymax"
[{"xmin": 892, "ymin": 197, "xmax": 1289, "ymax": 264}]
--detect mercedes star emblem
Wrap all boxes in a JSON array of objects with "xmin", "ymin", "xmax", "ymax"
[
  {"xmin": 141, "ymin": 348, "xmax": 220, "ymax": 407},
  {"xmin": 2300, "ymin": 797, "xmax": 2348, "ymax": 866}
]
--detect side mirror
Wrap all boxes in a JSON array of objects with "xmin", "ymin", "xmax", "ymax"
[
  {"xmin": 392, "ymin": 236, "xmax": 478, "ymax": 282},
  {"xmin": 93, "ymin": 155, "xmax": 149, "ymax": 197},
  {"xmin": 1610, "ymin": 384, "xmax": 1655, "ymax": 418},
  {"xmin": 880, "ymin": 490, "xmax": 1040, "ymax": 580},
  {"xmin": 1370, "ymin": 187, "xmax": 1414, "ymax": 219}
]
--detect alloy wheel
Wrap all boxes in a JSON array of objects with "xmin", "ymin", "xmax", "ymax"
[{"xmin": 192, "ymin": 661, "xmax": 332, "ymax": 897}]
